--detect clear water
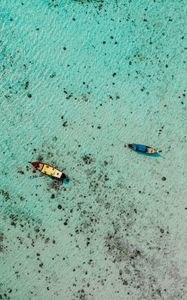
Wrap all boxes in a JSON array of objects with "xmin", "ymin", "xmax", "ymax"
[{"xmin": 0, "ymin": 1, "xmax": 187, "ymax": 299}]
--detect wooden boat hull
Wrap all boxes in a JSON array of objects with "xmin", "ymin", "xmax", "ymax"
[
  {"xmin": 30, "ymin": 161, "xmax": 67, "ymax": 180},
  {"xmin": 128, "ymin": 144, "xmax": 159, "ymax": 154}
]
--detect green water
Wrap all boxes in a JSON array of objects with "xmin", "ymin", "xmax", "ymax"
[{"xmin": 0, "ymin": 1, "xmax": 187, "ymax": 299}]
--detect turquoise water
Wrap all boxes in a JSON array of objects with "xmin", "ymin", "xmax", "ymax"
[{"xmin": 0, "ymin": 1, "xmax": 187, "ymax": 299}]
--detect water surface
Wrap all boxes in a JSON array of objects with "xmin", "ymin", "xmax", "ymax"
[{"xmin": 0, "ymin": 1, "xmax": 187, "ymax": 299}]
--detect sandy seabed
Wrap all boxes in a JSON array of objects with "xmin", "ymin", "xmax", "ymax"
[{"xmin": 0, "ymin": 1, "xmax": 187, "ymax": 299}]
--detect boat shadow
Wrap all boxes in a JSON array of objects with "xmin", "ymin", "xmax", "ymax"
[{"xmin": 132, "ymin": 151, "xmax": 161, "ymax": 158}]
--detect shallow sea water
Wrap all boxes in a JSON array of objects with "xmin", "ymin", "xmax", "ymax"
[{"xmin": 0, "ymin": 0, "xmax": 187, "ymax": 299}]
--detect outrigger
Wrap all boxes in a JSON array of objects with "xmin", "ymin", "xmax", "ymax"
[
  {"xmin": 29, "ymin": 161, "xmax": 69, "ymax": 182},
  {"xmin": 128, "ymin": 144, "xmax": 161, "ymax": 154}
]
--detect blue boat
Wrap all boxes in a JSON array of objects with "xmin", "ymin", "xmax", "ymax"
[{"xmin": 128, "ymin": 143, "xmax": 160, "ymax": 154}]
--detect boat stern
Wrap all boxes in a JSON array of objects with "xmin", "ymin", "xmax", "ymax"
[{"xmin": 61, "ymin": 173, "xmax": 70, "ymax": 183}]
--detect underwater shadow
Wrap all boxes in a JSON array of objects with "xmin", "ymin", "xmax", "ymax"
[{"xmin": 131, "ymin": 151, "xmax": 161, "ymax": 158}]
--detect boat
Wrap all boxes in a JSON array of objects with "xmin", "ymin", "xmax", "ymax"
[
  {"xmin": 128, "ymin": 144, "xmax": 160, "ymax": 154},
  {"xmin": 29, "ymin": 161, "xmax": 68, "ymax": 181}
]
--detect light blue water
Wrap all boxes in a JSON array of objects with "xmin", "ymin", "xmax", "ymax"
[{"xmin": 0, "ymin": 1, "xmax": 187, "ymax": 299}]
